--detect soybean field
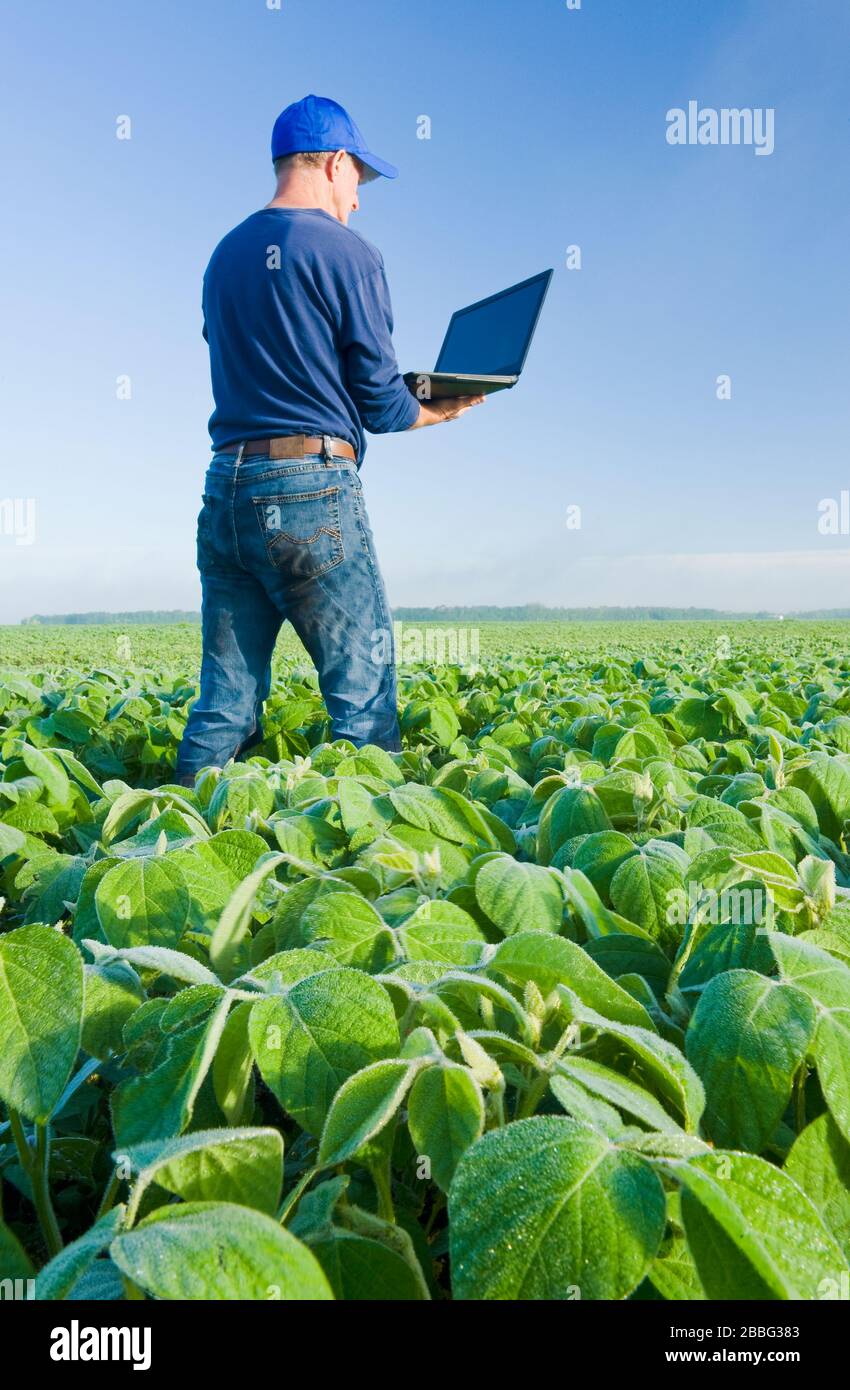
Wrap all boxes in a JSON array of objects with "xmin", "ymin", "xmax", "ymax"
[{"xmin": 1, "ymin": 620, "xmax": 849, "ymax": 1301}]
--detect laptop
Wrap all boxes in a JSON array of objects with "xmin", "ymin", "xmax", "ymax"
[{"xmin": 404, "ymin": 268, "xmax": 553, "ymax": 399}]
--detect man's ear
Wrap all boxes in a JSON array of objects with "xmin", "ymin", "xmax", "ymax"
[{"xmin": 329, "ymin": 148, "xmax": 348, "ymax": 181}]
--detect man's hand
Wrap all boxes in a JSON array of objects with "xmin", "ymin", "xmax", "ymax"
[{"xmin": 408, "ymin": 394, "xmax": 486, "ymax": 429}]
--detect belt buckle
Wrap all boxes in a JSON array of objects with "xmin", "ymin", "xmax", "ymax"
[{"xmin": 321, "ymin": 434, "xmax": 335, "ymax": 465}]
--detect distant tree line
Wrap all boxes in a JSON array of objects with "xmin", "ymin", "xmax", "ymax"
[
  {"xmin": 18, "ymin": 605, "xmax": 850, "ymax": 626},
  {"xmin": 392, "ymin": 605, "xmax": 850, "ymax": 622},
  {"xmin": 20, "ymin": 611, "xmax": 202, "ymax": 626}
]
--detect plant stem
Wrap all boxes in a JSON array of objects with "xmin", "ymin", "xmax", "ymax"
[
  {"xmin": 31, "ymin": 1122, "xmax": 63, "ymax": 1259},
  {"xmin": 516, "ymin": 1072, "xmax": 549, "ymax": 1120},
  {"xmin": 372, "ymin": 1160, "xmax": 395, "ymax": 1224},
  {"xmin": 489, "ymin": 1083, "xmax": 507, "ymax": 1129},
  {"xmin": 424, "ymin": 1192, "xmax": 445, "ymax": 1240},
  {"xmin": 794, "ymin": 1065, "xmax": 807, "ymax": 1134},
  {"xmin": 95, "ymin": 1166, "xmax": 124, "ymax": 1222},
  {"xmin": 7, "ymin": 1107, "xmax": 31, "ymax": 1170}
]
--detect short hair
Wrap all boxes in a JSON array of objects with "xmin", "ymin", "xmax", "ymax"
[{"xmin": 273, "ymin": 150, "xmax": 366, "ymax": 179}]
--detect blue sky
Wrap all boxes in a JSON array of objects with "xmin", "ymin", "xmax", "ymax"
[{"xmin": 1, "ymin": 0, "xmax": 848, "ymax": 622}]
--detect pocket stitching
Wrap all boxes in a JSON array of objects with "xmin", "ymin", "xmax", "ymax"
[
  {"xmin": 252, "ymin": 488, "xmax": 344, "ymax": 577},
  {"xmin": 273, "ymin": 524, "xmax": 341, "ymax": 546},
  {"xmin": 256, "ymin": 485, "xmax": 339, "ymax": 504}
]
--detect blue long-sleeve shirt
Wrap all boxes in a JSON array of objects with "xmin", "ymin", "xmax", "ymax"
[{"xmin": 202, "ymin": 207, "xmax": 420, "ymax": 462}]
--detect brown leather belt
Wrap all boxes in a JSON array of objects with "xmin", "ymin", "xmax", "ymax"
[{"xmin": 230, "ymin": 434, "xmax": 356, "ymax": 462}]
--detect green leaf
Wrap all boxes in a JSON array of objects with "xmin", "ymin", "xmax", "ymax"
[
  {"xmin": 474, "ymin": 854, "xmax": 563, "ymax": 935},
  {"xmin": 208, "ymin": 773, "xmax": 275, "ymax": 830},
  {"xmin": 770, "ymin": 933, "xmax": 850, "ymax": 1144},
  {"xmin": 159, "ymin": 984, "xmax": 222, "ymax": 1035},
  {"xmin": 557, "ymin": 987, "xmax": 705, "ymax": 1131},
  {"xmin": 65, "ymin": 1260, "xmax": 124, "ymax": 1300},
  {"xmin": 50, "ymin": 746, "xmax": 104, "ymax": 797},
  {"xmin": 94, "ymin": 857, "xmax": 190, "ymax": 950},
  {"xmin": 101, "ymin": 789, "xmax": 156, "ymax": 844},
  {"xmin": 678, "ymin": 919, "xmax": 773, "ymax": 993},
  {"xmin": 83, "ymin": 938, "xmax": 220, "ymax": 987},
  {"xmin": 548, "ymin": 1070, "xmax": 626, "ymax": 1137},
  {"xmin": 337, "ymin": 777, "xmax": 393, "ymax": 836},
  {"xmin": 785, "ymin": 1113, "xmax": 850, "ymax": 1259},
  {"xmin": 309, "ymin": 1229, "xmax": 425, "ymax": 1300},
  {"xmin": 111, "ymin": 996, "xmax": 230, "ymax": 1147},
  {"xmin": 212, "ymin": 1000, "xmax": 255, "ymax": 1125},
  {"xmin": 572, "ymin": 830, "xmax": 637, "ymax": 898},
  {"xmin": 121, "ymin": 1127, "xmax": 283, "ymax": 1218},
  {"xmin": 20, "ymin": 744, "xmax": 71, "ymax": 804},
  {"xmin": 261, "ymin": 875, "xmax": 352, "ymax": 955},
  {"xmin": 209, "ymin": 852, "xmax": 286, "ymax": 980},
  {"xmin": 82, "ymin": 960, "xmax": 144, "ymax": 1057},
  {"xmin": 110, "ymin": 1201, "xmax": 332, "ymax": 1300},
  {"xmin": 273, "ymin": 813, "xmax": 347, "ymax": 868},
  {"xmin": 22, "ymin": 854, "xmax": 86, "ymax": 926},
  {"xmin": 169, "ymin": 830, "xmax": 270, "ymax": 932},
  {"xmin": 584, "ymin": 933, "xmax": 671, "ymax": 997},
  {"xmin": 395, "ymin": 899, "xmax": 485, "ymax": 966},
  {"xmin": 249, "ymin": 968, "xmax": 399, "ymax": 1137},
  {"xmin": 319, "ymin": 1059, "xmax": 420, "ymax": 1166},
  {"xmin": 552, "ymin": 1054, "xmax": 685, "ymax": 1135},
  {"xmin": 388, "ymin": 783, "xmax": 496, "ymax": 849},
  {"xmin": 0, "ymin": 1220, "xmax": 35, "ymax": 1282},
  {"xmin": 491, "ymin": 931, "xmax": 654, "ymax": 1029},
  {"xmin": 0, "ymin": 925, "xmax": 84, "ymax": 1122},
  {"xmin": 407, "ymin": 1062, "xmax": 485, "ymax": 1191},
  {"xmin": 243, "ymin": 947, "xmax": 338, "ymax": 990},
  {"xmin": 685, "ymin": 970, "xmax": 816, "ymax": 1152},
  {"xmin": 677, "ymin": 1149, "xmax": 849, "ymax": 1300},
  {"xmin": 300, "ymin": 891, "xmax": 395, "ymax": 971},
  {"xmin": 449, "ymin": 1116, "xmax": 666, "ymax": 1299},
  {"xmin": 790, "ymin": 754, "xmax": 850, "ymax": 842},
  {"xmin": 537, "ymin": 786, "xmax": 610, "ymax": 865},
  {"xmin": 672, "ymin": 696, "xmax": 723, "ymax": 742},
  {"xmin": 35, "ymin": 1208, "xmax": 124, "ymax": 1300},
  {"xmin": 609, "ymin": 846, "xmax": 685, "ymax": 951},
  {"xmin": 561, "ymin": 867, "xmax": 653, "ymax": 943},
  {"xmin": 0, "ymin": 823, "xmax": 27, "ymax": 861},
  {"xmin": 647, "ymin": 1232, "xmax": 706, "ymax": 1301},
  {"xmin": 337, "ymin": 744, "xmax": 405, "ymax": 786},
  {"xmin": 400, "ymin": 697, "xmax": 460, "ymax": 749},
  {"xmin": 731, "ymin": 849, "xmax": 799, "ymax": 885},
  {"xmin": 288, "ymin": 1175, "xmax": 350, "ymax": 1239}
]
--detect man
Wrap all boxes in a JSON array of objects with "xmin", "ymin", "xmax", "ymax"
[{"xmin": 176, "ymin": 95, "xmax": 484, "ymax": 785}]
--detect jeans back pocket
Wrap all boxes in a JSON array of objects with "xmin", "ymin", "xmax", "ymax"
[{"xmin": 252, "ymin": 485, "xmax": 344, "ymax": 581}]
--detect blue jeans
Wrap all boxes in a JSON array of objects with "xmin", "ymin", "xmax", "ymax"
[{"xmin": 176, "ymin": 449, "xmax": 400, "ymax": 780}]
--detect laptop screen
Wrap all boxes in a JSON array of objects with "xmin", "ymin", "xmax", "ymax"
[{"xmin": 434, "ymin": 269, "xmax": 552, "ymax": 377}]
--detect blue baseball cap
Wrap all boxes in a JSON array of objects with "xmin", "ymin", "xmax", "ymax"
[{"xmin": 271, "ymin": 94, "xmax": 399, "ymax": 183}]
